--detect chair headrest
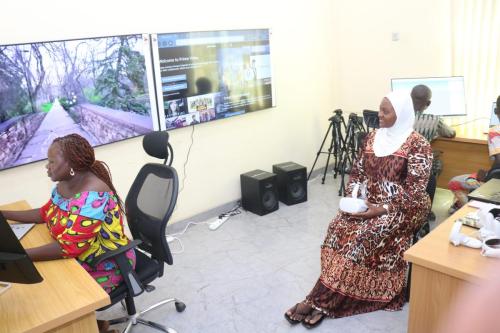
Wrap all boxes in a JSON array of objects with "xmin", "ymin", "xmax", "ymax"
[{"xmin": 143, "ymin": 131, "xmax": 170, "ymax": 159}]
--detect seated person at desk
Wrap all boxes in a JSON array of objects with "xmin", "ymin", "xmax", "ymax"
[
  {"xmin": 0, "ymin": 133, "xmax": 134, "ymax": 333},
  {"xmin": 411, "ymin": 84, "xmax": 455, "ymax": 220},
  {"xmin": 412, "ymin": 84, "xmax": 456, "ymax": 141},
  {"xmin": 284, "ymin": 92, "xmax": 432, "ymax": 329},
  {"xmin": 447, "ymin": 94, "xmax": 500, "ymax": 213}
]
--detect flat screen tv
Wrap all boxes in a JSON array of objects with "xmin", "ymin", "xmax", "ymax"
[
  {"xmin": 151, "ymin": 29, "xmax": 275, "ymax": 130},
  {"xmin": 0, "ymin": 34, "xmax": 158, "ymax": 171},
  {"xmin": 491, "ymin": 102, "xmax": 499, "ymax": 127},
  {"xmin": 391, "ymin": 76, "xmax": 466, "ymax": 117}
]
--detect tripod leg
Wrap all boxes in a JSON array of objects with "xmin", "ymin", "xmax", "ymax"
[
  {"xmin": 308, "ymin": 123, "xmax": 332, "ymax": 181},
  {"xmin": 339, "ymin": 156, "xmax": 348, "ymax": 196},
  {"xmin": 332, "ymin": 125, "xmax": 341, "ymax": 178},
  {"xmin": 322, "ymin": 134, "xmax": 336, "ymax": 184}
]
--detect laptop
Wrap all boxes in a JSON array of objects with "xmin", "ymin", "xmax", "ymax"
[
  {"xmin": 0, "ymin": 213, "xmax": 35, "ymax": 240},
  {"xmin": 468, "ymin": 178, "xmax": 500, "ymax": 205}
]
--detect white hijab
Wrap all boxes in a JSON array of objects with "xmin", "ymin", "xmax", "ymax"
[{"xmin": 373, "ymin": 91, "xmax": 415, "ymax": 157}]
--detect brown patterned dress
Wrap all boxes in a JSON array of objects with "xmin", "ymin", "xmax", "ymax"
[{"xmin": 305, "ymin": 130, "xmax": 432, "ymax": 317}]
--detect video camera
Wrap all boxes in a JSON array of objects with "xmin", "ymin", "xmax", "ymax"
[
  {"xmin": 348, "ymin": 113, "xmax": 363, "ymax": 126},
  {"xmin": 362, "ymin": 110, "xmax": 379, "ymax": 129},
  {"xmin": 328, "ymin": 109, "xmax": 343, "ymax": 123}
]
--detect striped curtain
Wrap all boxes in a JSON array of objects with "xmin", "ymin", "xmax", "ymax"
[{"xmin": 450, "ymin": 0, "xmax": 500, "ymax": 127}]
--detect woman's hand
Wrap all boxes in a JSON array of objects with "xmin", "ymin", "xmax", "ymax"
[
  {"xmin": 348, "ymin": 202, "xmax": 387, "ymax": 219},
  {"xmin": 1, "ymin": 208, "xmax": 43, "ymax": 223},
  {"xmin": 26, "ymin": 242, "xmax": 64, "ymax": 261}
]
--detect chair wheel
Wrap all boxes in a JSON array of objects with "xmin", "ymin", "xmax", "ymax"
[{"xmin": 175, "ymin": 301, "xmax": 186, "ymax": 312}]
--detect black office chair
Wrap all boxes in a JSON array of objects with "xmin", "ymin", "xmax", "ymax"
[
  {"xmin": 404, "ymin": 174, "xmax": 434, "ymax": 302},
  {"xmin": 94, "ymin": 130, "xmax": 185, "ymax": 333},
  {"xmin": 485, "ymin": 166, "xmax": 500, "ymax": 181}
]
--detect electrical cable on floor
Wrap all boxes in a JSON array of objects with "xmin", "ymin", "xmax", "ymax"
[
  {"xmin": 165, "ymin": 201, "xmax": 243, "ymax": 253},
  {"xmin": 216, "ymin": 200, "xmax": 242, "ymax": 219},
  {"xmin": 166, "ymin": 220, "xmax": 210, "ymax": 254}
]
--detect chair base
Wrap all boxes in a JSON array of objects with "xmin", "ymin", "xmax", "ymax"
[{"xmin": 108, "ymin": 298, "xmax": 186, "ymax": 333}]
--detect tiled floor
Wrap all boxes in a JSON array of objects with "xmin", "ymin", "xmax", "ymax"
[{"xmin": 98, "ymin": 175, "xmax": 456, "ymax": 333}]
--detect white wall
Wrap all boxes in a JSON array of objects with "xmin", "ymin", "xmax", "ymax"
[
  {"xmin": 332, "ymin": 0, "xmax": 452, "ymax": 113},
  {"xmin": 0, "ymin": 0, "xmax": 452, "ymax": 223},
  {"xmin": 0, "ymin": 0, "xmax": 336, "ymax": 222}
]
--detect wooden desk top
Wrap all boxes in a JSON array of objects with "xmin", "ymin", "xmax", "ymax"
[
  {"xmin": 0, "ymin": 201, "xmax": 110, "ymax": 333},
  {"xmin": 404, "ymin": 205, "xmax": 497, "ymax": 283},
  {"xmin": 436, "ymin": 122, "xmax": 488, "ymax": 144}
]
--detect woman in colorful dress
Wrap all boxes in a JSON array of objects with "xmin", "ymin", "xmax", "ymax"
[
  {"xmin": 284, "ymin": 91, "xmax": 432, "ymax": 328},
  {"xmin": 447, "ymin": 94, "xmax": 500, "ymax": 213},
  {"xmin": 1, "ymin": 133, "xmax": 135, "ymax": 333}
]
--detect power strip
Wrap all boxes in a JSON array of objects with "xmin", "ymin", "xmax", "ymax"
[{"xmin": 208, "ymin": 216, "xmax": 229, "ymax": 231}]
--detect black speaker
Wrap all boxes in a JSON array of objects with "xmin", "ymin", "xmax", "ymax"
[
  {"xmin": 240, "ymin": 170, "xmax": 279, "ymax": 216},
  {"xmin": 272, "ymin": 162, "xmax": 307, "ymax": 205}
]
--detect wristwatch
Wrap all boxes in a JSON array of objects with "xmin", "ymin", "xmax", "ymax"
[{"xmin": 381, "ymin": 204, "xmax": 389, "ymax": 213}]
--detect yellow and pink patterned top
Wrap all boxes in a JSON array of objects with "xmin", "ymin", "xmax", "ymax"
[{"xmin": 39, "ymin": 188, "xmax": 135, "ymax": 293}]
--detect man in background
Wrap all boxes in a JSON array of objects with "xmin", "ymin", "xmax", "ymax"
[
  {"xmin": 411, "ymin": 85, "xmax": 456, "ymax": 221},
  {"xmin": 412, "ymin": 84, "xmax": 456, "ymax": 141}
]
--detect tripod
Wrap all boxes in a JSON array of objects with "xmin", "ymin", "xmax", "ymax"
[
  {"xmin": 337, "ymin": 113, "xmax": 366, "ymax": 196},
  {"xmin": 308, "ymin": 110, "xmax": 347, "ymax": 184}
]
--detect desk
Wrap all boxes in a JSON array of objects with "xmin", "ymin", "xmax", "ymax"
[
  {"xmin": 0, "ymin": 201, "xmax": 110, "ymax": 333},
  {"xmin": 432, "ymin": 124, "xmax": 491, "ymax": 188},
  {"xmin": 404, "ymin": 205, "xmax": 494, "ymax": 333}
]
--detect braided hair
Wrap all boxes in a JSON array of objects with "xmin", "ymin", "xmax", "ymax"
[{"xmin": 53, "ymin": 134, "xmax": 124, "ymax": 212}]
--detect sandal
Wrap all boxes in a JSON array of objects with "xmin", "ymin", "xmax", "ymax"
[
  {"xmin": 284, "ymin": 302, "xmax": 312, "ymax": 324},
  {"xmin": 97, "ymin": 320, "xmax": 119, "ymax": 333},
  {"xmin": 302, "ymin": 309, "xmax": 325, "ymax": 329},
  {"xmin": 97, "ymin": 320, "xmax": 110, "ymax": 333}
]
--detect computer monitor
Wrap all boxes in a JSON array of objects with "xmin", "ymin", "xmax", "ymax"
[
  {"xmin": 490, "ymin": 102, "xmax": 499, "ymax": 127},
  {"xmin": 0, "ymin": 213, "xmax": 43, "ymax": 287},
  {"xmin": 391, "ymin": 76, "xmax": 466, "ymax": 117}
]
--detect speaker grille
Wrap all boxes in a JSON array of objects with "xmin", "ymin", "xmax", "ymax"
[
  {"xmin": 262, "ymin": 190, "xmax": 278, "ymax": 210},
  {"xmin": 289, "ymin": 182, "xmax": 306, "ymax": 201}
]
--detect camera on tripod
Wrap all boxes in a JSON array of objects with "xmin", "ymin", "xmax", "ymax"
[
  {"xmin": 329, "ymin": 114, "xmax": 343, "ymax": 123},
  {"xmin": 329, "ymin": 109, "xmax": 343, "ymax": 123},
  {"xmin": 348, "ymin": 113, "xmax": 363, "ymax": 126}
]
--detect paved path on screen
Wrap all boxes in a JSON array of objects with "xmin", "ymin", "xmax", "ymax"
[{"xmin": 15, "ymin": 99, "xmax": 97, "ymax": 166}]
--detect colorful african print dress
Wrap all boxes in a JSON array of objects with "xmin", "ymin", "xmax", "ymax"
[
  {"xmin": 305, "ymin": 130, "xmax": 432, "ymax": 317},
  {"xmin": 39, "ymin": 189, "xmax": 136, "ymax": 293}
]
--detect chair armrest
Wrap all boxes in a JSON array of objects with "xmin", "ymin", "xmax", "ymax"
[
  {"xmin": 90, "ymin": 239, "xmax": 144, "ymax": 297},
  {"xmin": 89, "ymin": 240, "xmax": 142, "ymax": 267}
]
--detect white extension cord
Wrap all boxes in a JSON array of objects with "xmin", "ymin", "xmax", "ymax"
[{"xmin": 208, "ymin": 216, "xmax": 229, "ymax": 231}]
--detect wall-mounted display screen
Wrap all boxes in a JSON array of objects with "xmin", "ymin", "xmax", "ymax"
[
  {"xmin": 391, "ymin": 76, "xmax": 466, "ymax": 117},
  {"xmin": 0, "ymin": 34, "xmax": 158, "ymax": 171},
  {"xmin": 152, "ymin": 29, "xmax": 274, "ymax": 130}
]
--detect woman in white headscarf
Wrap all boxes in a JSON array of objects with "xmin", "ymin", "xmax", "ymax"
[{"xmin": 285, "ymin": 91, "xmax": 432, "ymax": 329}]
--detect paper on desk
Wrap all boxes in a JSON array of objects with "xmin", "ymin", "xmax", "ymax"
[{"xmin": 468, "ymin": 200, "xmax": 500, "ymax": 211}]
